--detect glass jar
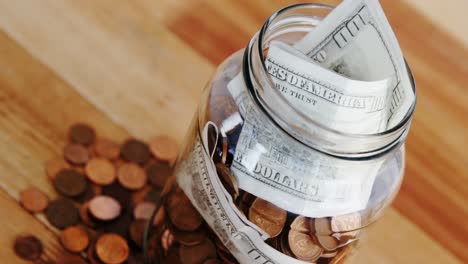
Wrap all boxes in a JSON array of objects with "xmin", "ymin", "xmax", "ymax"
[{"xmin": 144, "ymin": 2, "xmax": 416, "ymax": 264}]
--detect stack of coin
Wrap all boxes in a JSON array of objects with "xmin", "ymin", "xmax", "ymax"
[{"xmin": 14, "ymin": 123, "xmax": 179, "ymax": 264}]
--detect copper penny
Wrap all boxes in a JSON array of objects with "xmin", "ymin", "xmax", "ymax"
[
  {"xmin": 290, "ymin": 216, "xmax": 309, "ymax": 233},
  {"xmin": 95, "ymin": 137, "xmax": 120, "ymax": 160},
  {"xmin": 20, "ymin": 187, "xmax": 49, "ymax": 213},
  {"xmin": 60, "ymin": 226, "xmax": 89, "ymax": 253},
  {"xmin": 331, "ymin": 212, "xmax": 361, "ymax": 236},
  {"xmin": 45, "ymin": 198, "xmax": 80, "ymax": 229},
  {"xmin": 86, "ymin": 158, "xmax": 116, "ymax": 186},
  {"xmin": 129, "ymin": 220, "xmax": 147, "ymax": 247},
  {"xmin": 45, "ymin": 158, "xmax": 70, "ymax": 179},
  {"xmin": 316, "ymin": 235, "xmax": 339, "ymax": 251},
  {"xmin": 117, "ymin": 163, "xmax": 147, "ymax": 190},
  {"xmin": 166, "ymin": 192, "xmax": 203, "ymax": 231},
  {"xmin": 13, "ymin": 234, "xmax": 43, "ymax": 261},
  {"xmin": 146, "ymin": 161, "xmax": 172, "ymax": 188},
  {"xmin": 312, "ymin": 217, "xmax": 332, "ymax": 235},
  {"xmin": 53, "ymin": 169, "xmax": 88, "ymax": 197},
  {"xmin": 288, "ymin": 230, "xmax": 322, "ymax": 262},
  {"xmin": 69, "ymin": 123, "xmax": 96, "ymax": 146},
  {"xmin": 149, "ymin": 135, "xmax": 179, "ymax": 163},
  {"xmin": 179, "ymin": 239, "xmax": 217, "ymax": 264},
  {"xmin": 88, "ymin": 195, "xmax": 122, "ymax": 221},
  {"xmin": 120, "ymin": 139, "xmax": 150, "ymax": 165},
  {"xmin": 133, "ymin": 201, "xmax": 156, "ymax": 221},
  {"xmin": 64, "ymin": 143, "xmax": 90, "ymax": 165},
  {"xmin": 215, "ymin": 164, "xmax": 238, "ymax": 199},
  {"xmin": 171, "ymin": 224, "xmax": 207, "ymax": 246},
  {"xmin": 248, "ymin": 198, "xmax": 287, "ymax": 238},
  {"xmin": 96, "ymin": 233, "xmax": 129, "ymax": 264}
]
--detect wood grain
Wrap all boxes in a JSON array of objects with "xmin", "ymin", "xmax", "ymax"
[{"xmin": 0, "ymin": 0, "xmax": 465, "ymax": 263}]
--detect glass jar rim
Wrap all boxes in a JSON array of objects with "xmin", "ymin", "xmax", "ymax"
[{"xmin": 243, "ymin": 2, "xmax": 417, "ymax": 158}]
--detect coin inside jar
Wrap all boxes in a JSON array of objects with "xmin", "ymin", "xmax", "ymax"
[
  {"xmin": 85, "ymin": 158, "xmax": 116, "ymax": 186},
  {"xmin": 166, "ymin": 192, "xmax": 203, "ymax": 231},
  {"xmin": 288, "ymin": 230, "xmax": 322, "ymax": 262},
  {"xmin": 88, "ymin": 195, "xmax": 122, "ymax": 221},
  {"xmin": 53, "ymin": 169, "xmax": 88, "ymax": 197},
  {"xmin": 20, "ymin": 187, "xmax": 49, "ymax": 213},
  {"xmin": 117, "ymin": 163, "xmax": 147, "ymax": 190},
  {"xmin": 60, "ymin": 226, "xmax": 89, "ymax": 253},
  {"xmin": 248, "ymin": 198, "xmax": 287, "ymax": 238},
  {"xmin": 95, "ymin": 233, "xmax": 129, "ymax": 264},
  {"xmin": 179, "ymin": 239, "xmax": 217, "ymax": 264},
  {"xmin": 13, "ymin": 234, "xmax": 43, "ymax": 261},
  {"xmin": 331, "ymin": 212, "xmax": 361, "ymax": 237},
  {"xmin": 64, "ymin": 143, "xmax": 90, "ymax": 165},
  {"xmin": 69, "ymin": 123, "xmax": 96, "ymax": 146},
  {"xmin": 46, "ymin": 198, "xmax": 80, "ymax": 229}
]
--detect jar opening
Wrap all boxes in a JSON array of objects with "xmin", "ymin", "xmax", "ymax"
[{"xmin": 243, "ymin": 3, "xmax": 416, "ymax": 158}]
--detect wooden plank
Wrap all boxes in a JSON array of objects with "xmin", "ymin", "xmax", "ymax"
[
  {"xmin": 402, "ymin": 0, "xmax": 468, "ymax": 46},
  {"xmin": 0, "ymin": 0, "xmax": 464, "ymax": 263},
  {"xmin": 0, "ymin": 0, "xmax": 213, "ymax": 142}
]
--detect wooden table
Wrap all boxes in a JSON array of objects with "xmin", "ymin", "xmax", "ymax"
[{"xmin": 0, "ymin": 0, "xmax": 466, "ymax": 263}]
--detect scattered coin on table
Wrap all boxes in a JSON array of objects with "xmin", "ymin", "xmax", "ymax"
[
  {"xmin": 149, "ymin": 135, "xmax": 179, "ymax": 163},
  {"xmin": 13, "ymin": 234, "xmax": 43, "ymax": 261},
  {"xmin": 13, "ymin": 123, "xmax": 180, "ymax": 263},
  {"xmin": 20, "ymin": 187, "xmax": 49, "ymax": 213},
  {"xmin": 60, "ymin": 226, "xmax": 89, "ymax": 253}
]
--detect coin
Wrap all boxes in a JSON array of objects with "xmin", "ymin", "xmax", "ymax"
[
  {"xmin": 53, "ymin": 169, "xmax": 88, "ymax": 197},
  {"xmin": 290, "ymin": 216, "xmax": 310, "ymax": 233},
  {"xmin": 13, "ymin": 234, "xmax": 43, "ymax": 261},
  {"xmin": 69, "ymin": 123, "xmax": 96, "ymax": 146},
  {"xmin": 171, "ymin": 224, "xmax": 207, "ymax": 246},
  {"xmin": 166, "ymin": 192, "xmax": 203, "ymax": 231},
  {"xmin": 64, "ymin": 143, "xmax": 90, "ymax": 165},
  {"xmin": 146, "ymin": 161, "xmax": 172, "ymax": 188},
  {"xmin": 179, "ymin": 239, "xmax": 217, "ymax": 264},
  {"xmin": 60, "ymin": 226, "xmax": 89, "ymax": 253},
  {"xmin": 133, "ymin": 201, "xmax": 156, "ymax": 221},
  {"xmin": 129, "ymin": 220, "xmax": 147, "ymax": 247},
  {"xmin": 85, "ymin": 158, "xmax": 116, "ymax": 186},
  {"xmin": 117, "ymin": 163, "xmax": 147, "ymax": 190},
  {"xmin": 45, "ymin": 158, "xmax": 70, "ymax": 179},
  {"xmin": 95, "ymin": 233, "xmax": 129, "ymax": 264},
  {"xmin": 316, "ymin": 235, "xmax": 339, "ymax": 251},
  {"xmin": 20, "ymin": 187, "xmax": 49, "ymax": 213},
  {"xmin": 312, "ymin": 217, "xmax": 332, "ymax": 235},
  {"xmin": 215, "ymin": 164, "xmax": 239, "ymax": 199},
  {"xmin": 248, "ymin": 198, "xmax": 287, "ymax": 238},
  {"xmin": 149, "ymin": 135, "xmax": 179, "ymax": 163},
  {"xmin": 95, "ymin": 137, "xmax": 120, "ymax": 160},
  {"xmin": 288, "ymin": 230, "xmax": 322, "ymax": 262},
  {"xmin": 88, "ymin": 195, "xmax": 122, "ymax": 221},
  {"xmin": 120, "ymin": 139, "xmax": 151, "ymax": 164},
  {"xmin": 45, "ymin": 198, "xmax": 80, "ymax": 229},
  {"xmin": 331, "ymin": 212, "xmax": 361, "ymax": 236}
]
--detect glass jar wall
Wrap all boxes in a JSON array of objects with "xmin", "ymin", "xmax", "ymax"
[{"xmin": 144, "ymin": 3, "xmax": 415, "ymax": 264}]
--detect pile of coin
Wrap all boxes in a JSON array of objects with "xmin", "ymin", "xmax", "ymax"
[{"xmin": 15, "ymin": 123, "xmax": 178, "ymax": 264}]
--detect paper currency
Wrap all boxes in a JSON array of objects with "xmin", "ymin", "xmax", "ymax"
[
  {"xmin": 294, "ymin": 0, "xmax": 414, "ymax": 128},
  {"xmin": 264, "ymin": 42, "xmax": 391, "ymax": 134}
]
